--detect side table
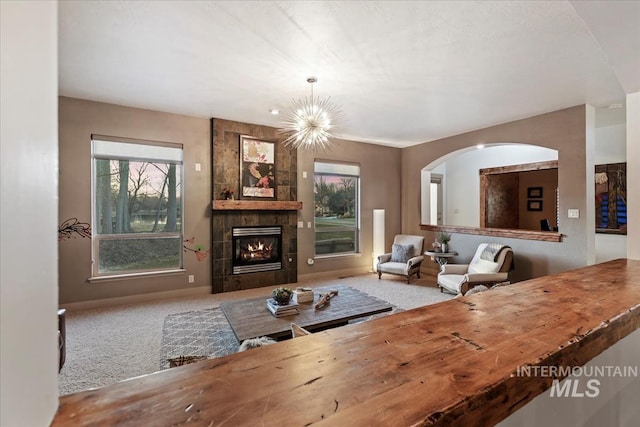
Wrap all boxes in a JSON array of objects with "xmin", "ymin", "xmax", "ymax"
[{"xmin": 424, "ymin": 250, "xmax": 458, "ymax": 267}]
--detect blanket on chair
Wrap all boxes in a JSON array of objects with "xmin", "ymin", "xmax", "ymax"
[{"xmin": 480, "ymin": 243, "xmax": 510, "ymax": 262}]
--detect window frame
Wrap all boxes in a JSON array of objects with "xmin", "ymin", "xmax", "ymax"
[
  {"xmin": 313, "ymin": 160, "xmax": 361, "ymax": 258},
  {"xmin": 90, "ymin": 135, "xmax": 185, "ymax": 278}
]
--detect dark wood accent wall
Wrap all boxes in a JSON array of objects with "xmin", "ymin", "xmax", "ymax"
[
  {"xmin": 211, "ymin": 118, "xmax": 298, "ymax": 293},
  {"xmin": 483, "ymin": 172, "xmax": 520, "ymax": 228}
]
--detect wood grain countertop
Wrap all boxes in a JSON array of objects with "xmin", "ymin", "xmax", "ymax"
[{"xmin": 53, "ymin": 259, "xmax": 640, "ymax": 426}]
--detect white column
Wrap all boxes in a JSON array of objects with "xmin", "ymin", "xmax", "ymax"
[
  {"xmin": 373, "ymin": 209, "xmax": 385, "ymax": 271},
  {"xmin": 627, "ymin": 92, "xmax": 640, "ymax": 260},
  {"xmin": 1, "ymin": 1, "xmax": 59, "ymax": 425}
]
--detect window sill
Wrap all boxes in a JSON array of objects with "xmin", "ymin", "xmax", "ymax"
[
  {"xmin": 420, "ymin": 224, "xmax": 562, "ymax": 242},
  {"xmin": 88, "ymin": 269, "xmax": 186, "ymax": 283},
  {"xmin": 314, "ymin": 252, "xmax": 362, "ymax": 260}
]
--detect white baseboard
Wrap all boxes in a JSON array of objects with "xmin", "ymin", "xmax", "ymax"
[{"xmin": 60, "ymin": 286, "xmax": 211, "ymax": 311}]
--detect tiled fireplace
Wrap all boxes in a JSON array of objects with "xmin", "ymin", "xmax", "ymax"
[{"xmin": 211, "ymin": 118, "xmax": 298, "ymax": 293}]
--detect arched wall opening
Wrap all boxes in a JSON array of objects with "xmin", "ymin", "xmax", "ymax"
[{"xmin": 421, "ymin": 143, "xmax": 558, "ymax": 229}]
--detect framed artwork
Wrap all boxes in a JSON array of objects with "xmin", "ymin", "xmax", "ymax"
[
  {"xmin": 527, "ymin": 200, "xmax": 543, "ymax": 211},
  {"xmin": 240, "ymin": 135, "xmax": 276, "ymax": 199},
  {"xmin": 527, "ymin": 187, "xmax": 543, "ymax": 198},
  {"xmin": 595, "ymin": 162, "xmax": 627, "ymax": 234}
]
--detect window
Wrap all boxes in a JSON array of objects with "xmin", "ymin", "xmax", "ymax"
[
  {"xmin": 314, "ymin": 161, "xmax": 360, "ymax": 256},
  {"xmin": 92, "ymin": 136, "xmax": 183, "ymax": 276}
]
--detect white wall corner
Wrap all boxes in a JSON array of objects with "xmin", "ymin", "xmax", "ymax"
[
  {"xmin": 627, "ymin": 92, "xmax": 640, "ymax": 260},
  {"xmin": 0, "ymin": 1, "xmax": 59, "ymax": 425},
  {"xmin": 585, "ymin": 104, "xmax": 596, "ymax": 265}
]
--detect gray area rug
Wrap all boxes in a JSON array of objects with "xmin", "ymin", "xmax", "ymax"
[
  {"xmin": 159, "ymin": 295, "xmax": 402, "ymax": 370},
  {"xmin": 160, "ymin": 307, "xmax": 238, "ymax": 369}
]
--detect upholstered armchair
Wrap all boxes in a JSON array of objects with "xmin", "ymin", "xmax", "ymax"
[
  {"xmin": 377, "ymin": 235, "xmax": 425, "ymax": 283},
  {"xmin": 437, "ymin": 243, "xmax": 514, "ymax": 295}
]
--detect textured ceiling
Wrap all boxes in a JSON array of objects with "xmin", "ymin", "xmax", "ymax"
[{"xmin": 58, "ymin": 1, "xmax": 640, "ymax": 147}]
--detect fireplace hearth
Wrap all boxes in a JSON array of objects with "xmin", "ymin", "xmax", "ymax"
[{"xmin": 232, "ymin": 226, "xmax": 282, "ymax": 274}]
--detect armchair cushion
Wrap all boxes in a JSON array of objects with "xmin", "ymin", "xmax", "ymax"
[
  {"xmin": 379, "ymin": 261, "xmax": 412, "ymax": 276},
  {"xmin": 391, "ymin": 243, "xmax": 414, "ymax": 263}
]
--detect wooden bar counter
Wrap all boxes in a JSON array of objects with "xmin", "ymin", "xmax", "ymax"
[{"xmin": 53, "ymin": 259, "xmax": 640, "ymax": 426}]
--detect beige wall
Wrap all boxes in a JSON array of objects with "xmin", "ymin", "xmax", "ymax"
[
  {"xmin": 297, "ymin": 139, "xmax": 402, "ymax": 278},
  {"xmin": 402, "ymin": 105, "xmax": 592, "ymax": 281},
  {"xmin": 58, "ymin": 97, "xmax": 211, "ymax": 304}
]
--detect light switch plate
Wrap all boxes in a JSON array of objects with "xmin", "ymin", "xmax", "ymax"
[
  {"xmin": 297, "ymin": 221, "xmax": 304, "ymax": 228},
  {"xmin": 568, "ymin": 209, "xmax": 580, "ymax": 218},
  {"xmin": 195, "ymin": 163, "xmax": 201, "ymax": 172}
]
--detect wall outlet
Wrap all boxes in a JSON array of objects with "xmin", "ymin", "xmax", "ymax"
[
  {"xmin": 568, "ymin": 209, "xmax": 580, "ymax": 219},
  {"xmin": 188, "ymin": 275, "xmax": 195, "ymax": 284}
]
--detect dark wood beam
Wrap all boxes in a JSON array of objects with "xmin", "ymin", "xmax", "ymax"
[
  {"xmin": 420, "ymin": 224, "xmax": 562, "ymax": 242},
  {"xmin": 212, "ymin": 200, "xmax": 302, "ymax": 211}
]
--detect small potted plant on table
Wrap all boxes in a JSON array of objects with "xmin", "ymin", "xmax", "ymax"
[
  {"xmin": 438, "ymin": 232, "xmax": 452, "ymax": 253},
  {"xmin": 272, "ymin": 287, "xmax": 293, "ymax": 305}
]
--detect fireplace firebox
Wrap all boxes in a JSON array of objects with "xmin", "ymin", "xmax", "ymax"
[{"xmin": 232, "ymin": 226, "xmax": 282, "ymax": 274}]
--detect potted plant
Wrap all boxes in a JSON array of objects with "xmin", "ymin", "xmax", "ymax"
[
  {"xmin": 272, "ymin": 287, "xmax": 293, "ymax": 305},
  {"xmin": 438, "ymin": 232, "xmax": 452, "ymax": 253}
]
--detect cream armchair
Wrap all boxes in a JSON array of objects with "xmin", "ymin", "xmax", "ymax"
[
  {"xmin": 377, "ymin": 235, "xmax": 425, "ymax": 283},
  {"xmin": 437, "ymin": 243, "xmax": 514, "ymax": 295}
]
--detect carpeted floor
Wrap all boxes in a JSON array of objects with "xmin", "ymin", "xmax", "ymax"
[{"xmin": 59, "ymin": 273, "xmax": 452, "ymax": 396}]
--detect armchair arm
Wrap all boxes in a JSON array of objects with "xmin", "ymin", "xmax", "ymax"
[
  {"xmin": 440, "ymin": 264, "xmax": 469, "ymax": 275},
  {"xmin": 465, "ymin": 272, "xmax": 508, "ymax": 284},
  {"xmin": 407, "ymin": 255, "xmax": 424, "ymax": 267},
  {"xmin": 378, "ymin": 253, "xmax": 392, "ymax": 264}
]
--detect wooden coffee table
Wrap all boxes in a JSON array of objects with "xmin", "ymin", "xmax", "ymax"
[{"xmin": 219, "ymin": 285, "xmax": 393, "ymax": 341}]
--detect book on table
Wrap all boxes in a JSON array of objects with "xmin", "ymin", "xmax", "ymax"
[{"xmin": 266, "ymin": 299, "xmax": 299, "ymax": 317}]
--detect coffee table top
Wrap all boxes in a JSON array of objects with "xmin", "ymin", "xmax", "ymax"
[{"xmin": 219, "ymin": 285, "xmax": 393, "ymax": 341}]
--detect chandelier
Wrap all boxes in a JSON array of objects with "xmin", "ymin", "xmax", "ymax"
[{"xmin": 280, "ymin": 77, "xmax": 342, "ymax": 150}]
